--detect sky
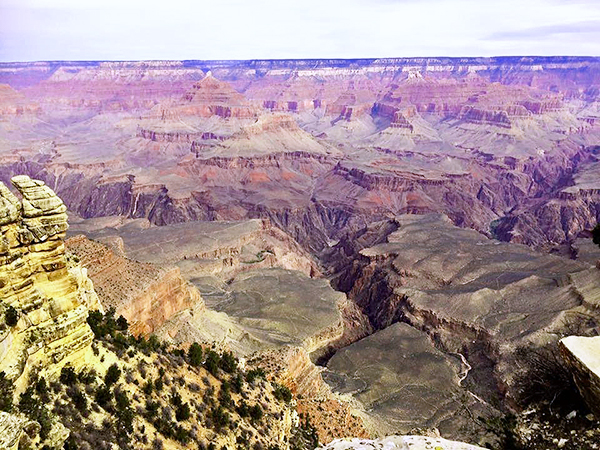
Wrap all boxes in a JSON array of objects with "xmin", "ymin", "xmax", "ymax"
[{"xmin": 0, "ymin": 0, "xmax": 599, "ymax": 61}]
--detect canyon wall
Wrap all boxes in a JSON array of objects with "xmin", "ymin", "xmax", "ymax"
[
  {"xmin": 0, "ymin": 176, "xmax": 101, "ymax": 393},
  {"xmin": 65, "ymin": 235, "xmax": 203, "ymax": 335}
]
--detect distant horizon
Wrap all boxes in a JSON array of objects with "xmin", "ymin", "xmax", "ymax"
[{"xmin": 1, "ymin": 55, "xmax": 600, "ymax": 65}]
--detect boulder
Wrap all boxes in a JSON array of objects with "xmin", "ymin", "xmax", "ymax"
[{"xmin": 559, "ymin": 335, "xmax": 600, "ymax": 417}]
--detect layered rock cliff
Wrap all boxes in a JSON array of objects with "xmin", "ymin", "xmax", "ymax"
[
  {"xmin": 65, "ymin": 235, "xmax": 203, "ymax": 335},
  {"xmin": 0, "ymin": 176, "xmax": 101, "ymax": 392}
]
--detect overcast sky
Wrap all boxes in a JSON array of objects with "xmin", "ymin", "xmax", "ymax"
[{"xmin": 1, "ymin": 0, "xmax": 599, "ymax": 61}]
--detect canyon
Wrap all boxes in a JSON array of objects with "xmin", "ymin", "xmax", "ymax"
[{"xmin": 0, "ymin": 57, "xmax": 600, "ymax": 449}]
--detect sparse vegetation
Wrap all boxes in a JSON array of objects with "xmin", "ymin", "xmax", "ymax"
[
  {"xmin": 513, "ymin": 342, "xmax": 585, "ymax": 413},
  {"xmin": 18, "ymin": 383, "xmax": 53, "ymax": 439},
  {"xmin": 242, "ymin": 249, "xmax": 275, "ymax": 264},
  {"xmin": 5, "ymin": 307, "xmax": 315, "ymax": 449},
  {"xmin": 273, "ymin": 383, "xmax": 292, "ymax": 403},
  {"xmin": 479, "ymin": 413, "xmax": 522, "ymax": 450}
]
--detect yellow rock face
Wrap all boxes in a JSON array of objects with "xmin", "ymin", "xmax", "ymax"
[{"xmin": 0, "ymin": 176, "xmax": 101, "ymax": 393}]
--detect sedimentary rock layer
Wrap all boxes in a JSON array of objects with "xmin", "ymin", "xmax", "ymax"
[
  {"xmin": 65, "ymin": 235, "xmax": 203, "ymax": 335},
  {"xmin": 0, "ymin": 176, "xmax": 100, "ymax": 392}
]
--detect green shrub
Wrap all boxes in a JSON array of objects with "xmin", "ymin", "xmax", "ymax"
[
  {"xmin": 114, "ymin": 388, "xmax": 134, "ymax": 434},
  {"xmin": 143, "ymin": 379, "xmax": 154, "ymax": 395},
  {"xmin": 4, "ymin": 306, "xmax": 18, "ymax": 327},
  {"xmin": 155, "ymin": 376, "xmax": 163, "ymax": 392},
  {"xmin": 70, "ymin": 388, "xmax": 88, "ymax": 413},
  {"xmin": 209, "ymin": 406, "xmax": 229, "ymax": 432},
  {"xmin": 173, "ymin": 424, "xmax": 190, "ymax": 444},
  {"xmin": 175, "ymin": 402, "xmax": 191, "ymax": 421},
  {"xmin": 0, "ymin": 372, "xmax": 14, "ymax": 412},
  {"xmin": 18, "ymin": 387, "xmax": 52, "ymax": 439},
  {"xmin": 60, "ymin": 366, "xmax": 78, "ymax": 385},
  {"xmin": 231, "ymin": 373, "xmax": 244, "ymax": 393},
  {"xmin": 218, "ymin": 381, "xmax": 232, "ymax": 409},
  {"xmin": 105, "ymin": 364, "xmax": 121, "ymax": 387},
  {"xmin": 145, "ymin": 399, "xmax": 159, "ymax": 418},
  {"xmin": 188, "ymin": 342, "xmax": 203, "ymax": 367},
  {"xmin": 273, "ymin": 383, "xmax": 292, "ymax": 403},
  {"xmin": 218, "ymin": 351, "xmax": 237, "ymax": 373},
  {"xmin": 94, "ymin": 384, "xmax": 112, "ymax": 409},
  {"xmin": 112, "ymin": 332, "xmax": 129, "ymax": 350},
  {"xmin": 205, "ymin": 350, "xmax": 220, "ymax": 376},
  {"xmin": 245, "ymin": 368, "xmax": 265, "ymax": 383},
  {"xmin": 147, "ymin": 334, "xmax": 162, "ymax": 352},
  {"xmin": 77, "ymin": 369, "xmax": 96, "ymax": 385},
  {"xmin": 34, "ymin": 376, "xmax": 49, "ymax": 402},
  {"xmin": 236, "ymin": 400, "xmax": 249, "ymax": 417},
  {"xmin": 249, "ymin": 404, "xmax": 263, "ymax": 422},
  {"xmin": 171, "ymin": 391, "xmax": 191, "ymax": 421},
  {"xmin": 87, "ymin": 310, "xmax": 108, "ymax": 338},
  {"xmin": 593, "ymin": 223, "xmax": 600, "ymax": 248},
  {"xmin": 116, "ymin": 315, "xmax": 129, "ymax": 331}
]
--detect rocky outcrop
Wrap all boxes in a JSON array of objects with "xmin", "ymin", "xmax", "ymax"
[
  {"xmin": 65, "ymin": 235, "xmax": 203, "ymax": 335},
  {"xmin": 494, "ymin": 155, "xmax": 600, "ymax": 248},
  {"xmin": 137, "ymin": 128, "xmax": 225, "ymax": 143},
  {"xmin": 0, "ymin": 411, "xmax": 69, "ymax": 450},
  {"xmin": 0, "ymin": 176, "xmax": 100, "ymax": 392},
  {"xmin": 318, "ymin": 436, "xmax": 486, "ymax": 450},
  {"xmin": 20, "ymin": 61, "xmax": 204, "ymax": 111},
  {"xmin": 458, "ymin": 106, "xmax": 512, "ymax": 128},
  {"xmin": 390, "ymin": 110, "xmax": 415, "ymax": 131},
  {"xmin": 0, "ymin": 84, "xmax": 40, "ymax": 117},
  {"xmin": 182, "ymin": 73, "xmax": 256, "ymax": 118},
  {"xmin": 0, "ymin": 412, "xmax": 38, "ymax": 450},
  {"xmin": 0, "ymin": 57, "xmax": 598, "ymax": 257},
  {"xmin": 559, "ymin": 335, "xmax": 600, "ymax": 417}
]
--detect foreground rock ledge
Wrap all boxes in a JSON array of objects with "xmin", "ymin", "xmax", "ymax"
[
  {"xmin": 0, "ymin": 175, "xmax": 101, "ymax": 392},
  {"xmin": 560, "ymin": 335, "xmax": 600, "ymax": 417},
  {"xmin": 318, "ymin": 436, "xmax": 486, "ymax": 450}
]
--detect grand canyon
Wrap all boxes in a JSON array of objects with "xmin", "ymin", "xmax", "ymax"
[{"xmin": 1, "ymin": 56, "xmax": 600, "ymax": 450}]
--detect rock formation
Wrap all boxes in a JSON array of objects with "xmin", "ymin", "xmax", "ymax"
[
  {"xmin": 1, "ymin": 57, "xmax": 597, "ymax": 253},
  {"xmin": 318, "ymin": 435, "xmax": 486, "ymax": 450},
  {"xmin": 0, "ymin": 84, "xmax": 39, "ymax": 117},
  {"xmin": 323, "ymin": 214, "xmax": 600, "ymax": 439},
  {"xmin": 0, "ymin": 412, "xmax": 38, "ymax": 450},
  {"xmin": 559, "ymin": 335, "xmax": 600, "ymax": 417},
  {"xmin": 0, "ymin": 176, "xmax": 101, "ymax": 392},
  {"xmin": 182, "ymin": 73, "xmax": 256, "ymax": 118},
  {"xmin": 65, "ymin": 235, "xmax": 203, "ymax": 335}
]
